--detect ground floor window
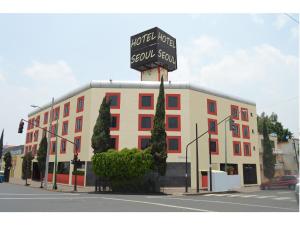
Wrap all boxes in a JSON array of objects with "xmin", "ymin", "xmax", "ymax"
[{"xmin": 220, "ymin": 163, "xmax": 239, "ymax": 175}]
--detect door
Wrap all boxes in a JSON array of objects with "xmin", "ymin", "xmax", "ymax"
[
  {"xmin": 201, "ymin": 171, "xmax": 208, "ymax": 188},
  {"xmin": 243, "ymin": 164, "xmax": 257, "ymax": 185}
]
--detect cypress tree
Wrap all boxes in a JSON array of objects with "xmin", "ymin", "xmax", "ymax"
[
  {"xmin": 91, "ymin": 96, "xmax": 112, "ymax": 154},
  {"xmin": 262, "ymin": 118, "xmax": 275, "ymax": 179},
  {"xmin": 151, "ymin": 77, "xmax": 167, "ymax": 176},
  {"xmin": 0, "ymin": 129, "xmax": 3, "ymax": 160},
  {"xmin": 37, "ymin": 135, "xmax": 47, "ymax": 188},
  {"xmin": 22, "ymin": 151, "xmax": 34, "ymax": 185},
  {"xmin": 3, "ymin": 151, "xmax": 12, "ymax": 182}
]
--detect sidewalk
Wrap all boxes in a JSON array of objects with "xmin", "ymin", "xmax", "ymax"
[{"xmin": 8, "ymin": 178, "xmax": 260, "ymax": 195}]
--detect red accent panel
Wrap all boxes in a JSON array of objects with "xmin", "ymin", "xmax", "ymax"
[
  {"xmin": 233, "ymin": 141, "xmax": 242, "ymax": 156},
  {"xmin": 72, "ymin": 175, "xmax": 84, "ymax": 186},
  {"xmin": 207, "ymin": 118, "xmax": 218, "ymax": 135},
  {"xmin": 139, "ymin": 93, "xmax": 154, "ymax": 110},
  {"xmin": 166, "ymin": 94, "xmax": 181, "ymax": 110},
  {"xmin": 138, "ymin": 114, "xmax": 154, "ymax": 131},
  {"xmin": 166, "ymin": 115, "xmax": 181, "ymax": 131},
  {"xmin": 231, "ymin": 105, "xmax": 239, "ymax": 120},
  {"xmin": 47, "ymin": 173, "xmax": 53, "ymax": 182},
  {"xmin": 207, "ymin": 99, "xmax": 217, "ymax": 115},
  {"xmin": 76, "ymin": 96, "xmax": 84, "ymax": 113},
  {"xmin": 202, "ymin": 175, "xmax": 208, "ymax": 188},
  {"xmin": 56, "ymin": 174, "xmax": 69, "ymax": 184},
  {"xmin": 106, "ymin": 92, "xmax": 121, "ymax": 109},
  {"xmin": 241, "ymin": 107, "xmax": 249, "ymax": 121},
  {"xmin": 110, "ymin": 114, "xmax": 120, "ymax": 131},
  {"xmin": 166, "ymin": 136, "xmax": 181, "ymax": 153},
  {"xmin": 242, "ymin": 125, "xmax": 250, "ymax": 139}
]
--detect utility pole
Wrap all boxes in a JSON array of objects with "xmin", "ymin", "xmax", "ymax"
[
  {"xmin": 195, "ymin": 123, "xmax": 199, "ymax": 193},
  {"xmin": 292, "ymin": 139, "xmax": 299, "ymax": 173},
  {"xmin": 53, "ymin": 116, "xmax": 58, "ymax": 190},
  {"xmin": 208, "ymin": 133, "xmax": 212, "ymax": 192},
  {"xmin": 224, "ymin": 119, "xmax": 228, "ymax": 173},
  {"xmin": 44, "ymin": 97, "xmax": 54, "ymax": 189}
]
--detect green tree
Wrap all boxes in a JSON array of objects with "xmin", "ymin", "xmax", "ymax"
[
  {"xmin": 262, "ymin": 118, "xmax": 276, "ymax": 179},
  {"xmin": 3, "ymin": 151, "xmax": 12, "ymax": 182},
  {"xmin": 37, "ymin": 135, "xmax": 47, "ymax": 188},
  {"xmin": 257, "ymin": 112, "xmax": 292, "ymax": 142},
  {"xmin": 22, "ymin": 151, "xmax": 34, "ymax": 186},
  {"xmin": 91, "ymin": 96, "xmax": 112, "ymax": 154},
  {"xmin": 0, "ymin": 129, "xmax": 3, "ymax": 160},
  {"xmin": 151, "ymin": 77, "xmax": 167, "ymax": 176}
]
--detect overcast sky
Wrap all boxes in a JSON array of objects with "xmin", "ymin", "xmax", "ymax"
[{"xmin": 0, "ymin": 14, "xmax": 298, "ymax": 145}]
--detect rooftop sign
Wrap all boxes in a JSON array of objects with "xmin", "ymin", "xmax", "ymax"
[{"xmin": 130, "ymin": 27, "xmax": 177, "ymax": 72}]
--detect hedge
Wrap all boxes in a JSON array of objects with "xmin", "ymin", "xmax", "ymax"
[{"xmin": 92, "ymin": 148, "xmax": 155, "ymax": 192}]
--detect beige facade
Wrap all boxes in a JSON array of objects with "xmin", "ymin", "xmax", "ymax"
[{"xmin": 23, "ymin": 81, "xmax": 260, "ymax": 188}]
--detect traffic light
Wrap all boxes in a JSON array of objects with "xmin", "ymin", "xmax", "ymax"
[
  {"xmin": 229, "ymin": 117, "xmax": 235, "ymax": 131},
  {"xmin": 18, "ymin": 120, "xmax": 24, "ymax": 133}
]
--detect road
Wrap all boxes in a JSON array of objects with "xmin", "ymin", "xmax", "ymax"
[{"xmin": 0, "ymin": 183, "xmax": 298, "ymax": 212}]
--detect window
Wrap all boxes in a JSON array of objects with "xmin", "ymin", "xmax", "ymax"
[
  {"xmin": 139, "ymin": 93, "xmax": 154, "ymax": 110},
  {"xmin": 63, "ymin": 102, "xmax": 70, "ymax": 117},
  {"xmin": 60, "ymin": 139, "xmax": 67, "ymax": 154},
  {"xmin": 76, "ymin": 96, "xmax": 84, "ymax": 113},
  {"xmin": 208, "ymin": 119, "xmax": 218, "ymax": 135},
  {"xmin": 243, "ymin": 142, "xmax": 251, "ymax": 156},
  {"xmin": 74, "ymin": 136, "xmax": 81, "ymax": 153},
  {"xmin": 110, "ymin": 114, "xmax": 120, "ymax": 131},
  {"xmin": 34, "ymin": 130, "xmax": 39, "ymax": 142},
  {"xmin": 75, "ymin": 116, "xmax": 83, "ymax": 133},
  {"xmin": 242, "ymin": 125, "xmax": 250, "ymax": 139},
  {"xmin": 138, "ymin": 136, "xmax": 151, "ymax": 150},
  {"xmin": 167, "ymin": 136, "xmax": 181, "ymax": 153},
  {"xmin": 233, "ymin": 141, "xmax": 241, "ymax": 156},
  {"xmin": 42, "ymin": 128, "xmax": 47, "ymax": 137},
  {"xmin": 138, "ymin": 114, "xmax": 154, "ymax": 131},
  {"xmin": 53, "ymin": 107, "xmax": 60, "ymax": 120},
  {"xmin": 166, "ymin": 115, "xmax": 181, "ymax": 131},
  {"xmin": 44, "ymin": 112, "xmax": 48, "ymax": 124},
  {"xmin": 209, "ymin": 138, "xmax": 219, "ymax": 155},
  {"xmin": 106, "ymin": 93, "xmax": 121, "ymax": 109},
  {"xmin": 32, "ymin": 145, "xmax": 37, "ymax": 156},
  {"xmin": 35, "ymin": 116, "xmax": 40, "ymax": 127},
  {"xmin": 232, "ymin": 123, "xmax": 240, "ymax": 138},
  {"xmin": 241, "ymin": 108, "xmax": 248, "ymax": 121},
  {"xmin": 207, "ymin": 99, "xmax": 217, "ymax": 115},
  {"xmin": 231, "ymin": 105, "xmax": 239, "ymax": 120},
  {"xmin": 110, "ymin": 135, "xmax": 119, "ymax": 150},
  {"xmin": 166, "ymin": 94, "xmax": 180, "ymax": 110},
  {"xmin": 27, "ymin": 132, "xmax": 33, "ymax": 143},
  {"xmin": 51, "ymin": 141, "xmax": 56, "ymax": 154},
  {"xmin": 62, "ymin": 121, "xmax": 68, "ymax": 135},
  {"xmin": 51, "ymin": 124, "xmax": 58, "ymax": 137}
]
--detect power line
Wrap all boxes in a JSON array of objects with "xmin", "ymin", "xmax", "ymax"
[{"xmin": 284, "ymin": 13, "xmax": 299, "ymax": 24}]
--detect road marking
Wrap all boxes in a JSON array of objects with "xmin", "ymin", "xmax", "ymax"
[
  {"xmin": 255, "ymin": 195, "xmax": 277, "ymax": 199},
  {"xmin": 226, "ymin": 194, "xmax": 243, "ymax": 197},
  {"xmin": 0, "ymin": 196, "xmax": 212, "ymax": 212},
  {"xmin": 273, "ymin": 197, "xmax": 292, "ymax": 200},
  {"xmin": 277, "ymin": 191, "xmax": 292, "ymax": 194},
  {"xmin": 0, "ymin": 193, "xmax": 80, "ymax": 196},
  {"xmin": 153, "ymin": 196, "xmax": 298, "ymax": 211},
  {"xmin": 239, "ymin": 195, "xmax": 257, "ymax": 198}
]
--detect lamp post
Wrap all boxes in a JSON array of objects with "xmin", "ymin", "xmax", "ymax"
[{"xmin": 53, "ymin": 116, "xmax": 58, "ymax": 190}]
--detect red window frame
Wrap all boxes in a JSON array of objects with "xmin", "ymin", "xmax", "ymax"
[
  {"xmin": 34, "ymin": 130, "xmax": 39, "ymax": 142},
  {"xmin": 208, "ymin": 118, "xmax": 218, "ymax": 135},
  {"xmin": 207, "ymin": 99, "xmax": 217, "ymax": 115},
  {"xmin": 63, "ymin": 102, "xmax": 70, "ymax": 117},
  {"xmin": 243, "ymin": 142, "xmax": 251, "ymax": 156},
  {"xmin": 209, "ymin": 138, "xmax": 219, "ymax": 155},
  {"xmin": 166, "ymin": 115, "xmax": 181, "ymax": 131},
  {"xmin": 232, "ymin": 123, "xmax": 240, "ymax": 138},
  {"xmin": 60, "ymin": 139, "xmax": 67, "ymax": 154},
  {"xmin": 241, "ymin": 107, "xmax": 249, "ymax": 121},
  {"xmin": 106, "ymin": 92, "xmax": 121, "ymax": 109},
  {"xmin": 43, "ymin": 112, "xmax": 49, "ymax": 124},
  {"xmin": 53, "ymin": 107, "xmax": 60, "ymax": 120},
  {"xmin": 231, "ymin": 105, "xmax": 239, "ymax": 120},
  {"xmin": 138, "ymin": 114, "xmax": 154, "ymax": 131},
  {"xmin": 32, "ymin": 144, "xmax": 37, "ymax": 156},
  {"xmin": 139, "ymin": 93, "xmax": 154, "ymax": 110},
  {"xmin": 75, "ymin": 116, "xmax": 83, "ymax": 133},
  {"xmin": 62, "ymin": 120, "xmax": 69, "ymax": 136},
  {"xmin": 110, "ymin": 114, "xmax": 120, "ymax": 131},
  {"xmin": 110, "ymin": 135, "xmax": 119, "ymax": 150},
  {"xmin": 233, "ymin": 141, "xmax": 242, "ymax": 156},
  {"xmin": 51, "ymin": 124, "xmax": 57, "ymax": 138},
  {"xmin": 242, "ymin": 125, "xmax": 250, "ymax": 139},
  {"xmin": 50, "ymin": 140, "xmax": 56, "ymax": 155},
  {"xmin": 166, "ymin": 94, "xmax": 181, "ymax": 110},
  {"xmin": 76, "ymin": 96, "xmax": 84, "ymax": 113},
  {"xmin": 35, "ymin": 115, "xmax": 40, "ymax": 127},
  {"xmin": 74, "ymin": 136, "xmax": 81, "ymax": 153},
  {"xmin": 138, "ymin": 135, "xmax": 151, "ymax": 150},
  {"xmin": 167, "ymin": 136, "xmax": 182, "ymax": 153}
]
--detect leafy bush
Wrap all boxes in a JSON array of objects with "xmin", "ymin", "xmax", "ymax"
[{"xmin": 92, "ymin": 148, "xmax": 155, "ymax": 192}]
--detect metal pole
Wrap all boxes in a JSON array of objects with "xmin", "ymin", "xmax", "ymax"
[
  {"xmin": 185, "ymin": 147, "xmax": 188, "ymax": 193},
  {"xmin": 225, "ymin": 119, "xmax": 228, "ymax": 174},
  {"xmin": 208, "ymin": 134, "xmax": 212, "ymax": 192},
  {"xmin": 53, "ymin": 117, "xmax": 58, "ymax": 190},
  {"xmin": 195, "ymin": 123, "xmax": 199, "ymax": 193},
  {"xmin": 44, "ymin": 97, "xmax": 54, "ymax": 189},
  {"xmin": 292, "ymin": 139, "xmax": 299, "ymax": 172}
]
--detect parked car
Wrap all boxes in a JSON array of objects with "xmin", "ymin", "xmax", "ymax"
[
  {"xmin": 260, "ymin": 175, "xmax": 298, "ymax": 190},
  {"xmin": 295, "ymin": 183, "xmax": 299, "ymax": 204},
  {"xmin": 0, "ymin": 171, "xmax": 4, "ymax": 183}
]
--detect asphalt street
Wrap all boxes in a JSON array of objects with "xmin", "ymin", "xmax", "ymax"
[{"xmin": 0, "ymin": 183, "xmax": 299, "ymax": 212}]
